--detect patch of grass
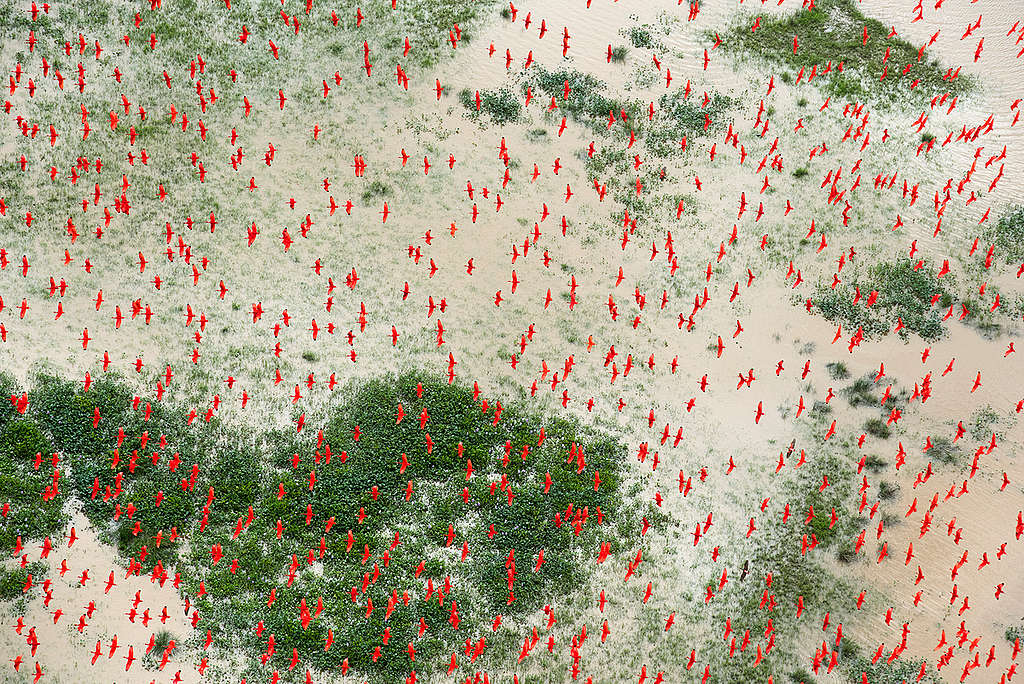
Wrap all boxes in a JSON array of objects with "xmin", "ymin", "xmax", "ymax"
[
  {"xmin": 984, "ymin": 206, "xmax": 1024, "ymax": 263},
  {"xmin": 969, "ymin": 406, "xmax": 999, "ymax": 441},
  {"xmin": 792, "ymin": 167, "xmax": 810, "ymax": 179},
  {"xmin": 526, "ymin": 66, "xmax": 639, "ymax": 133},
  {"xmin": 789, "ymin": 667, "xmax": 817, "ymax": 683},
  {"xmin": 929, "ymin": 436, "xmax": 959, "ymax": 465},
  {"xmin": 627, "ymin": 26, "xmax": 653, "ymax": 48},
  {"xmin": 878, "ymin": 480, "xmax": 898, "ymax": 500},
  {"xmin": 826, "ymin": 361, "xmax": 849, "ymax": 380},
  {"xmin": 610, "ymin": 45, "xmax": 629, "ymax": 62},
  {"xmin": 845, "ymin": 378, "xmax": 877, "ymax": 407},
  {"xmin": 361, "ymin": 180, "xmax": 393, "ymax": 204},
  {"xmin": 814, "ymin": 259, "xmax": 950, "ymax": 341},
  {"xmin": 722, "ymin": 0, "xmax": 972, "ymax": 104},
  {"xmin": 458, "ymin": 86, "xmax": 522, "ymax": 124},
  {"xmin": 864, "ymin": 417, "xmax": 891, "ymax": 439},
  {"xmin": 301, "ymin": 350, "xmax": 318, "ymax": 362},
  {"xmin": 864, "ymin": 454, "xmax": 887, "ymax": 473},
  {"xmin": 657, "ymin": 90, "xmax": 732, "ymax": 138}
]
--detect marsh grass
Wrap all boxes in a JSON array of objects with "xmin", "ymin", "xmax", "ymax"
[
  {"xmin": 526, "ymin": 66, "xmax": 640, "ymax": 133},
  {"xmin": 815, "ymin": 259, "xmax": 950, "ymax": 341},
  {"xmin": 721, "ymin": 0, "xmax": 973, "ymax": 104},
  {"xmin": 3, "ymin": 370, "xmax": 643, "ymax": 683},
  {"xmin": 984, "ymin": 206, "xmax": 1024, "ymax": 263},
  {"xmin": 825, "ymin": 361, "xmax": 849, "ymax": 380},
  {"xmin": 457, "ymin": 86, "xmax": 522, "ymax": 124}
]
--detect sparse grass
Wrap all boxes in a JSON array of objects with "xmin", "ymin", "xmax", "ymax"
[
  {"xmin": 610, "ymin": 45, "xmax": 629, "ymax": 62},
  {"xmin": 878, "ymin": 480, "xmax": 898, "ymax": 500},
  {"xmin": 864, "ymin": 417, "xmax": 891, "ymax": 439},
  {"xmin": 792, "ymin": 167, "xmax": 810, "ymax": 179},
  {"xmin": 826, "ymin": 361, "xmax": 850, "ymax": 380},
  {"xmin": 845, "ymin": 377, "xmax": 877, "ymax": 407}
]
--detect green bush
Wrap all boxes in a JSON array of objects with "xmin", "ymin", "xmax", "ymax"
[
  {"xmin": 722, "ymin": 0, "xmax": 972, "ymax": 103},
  {"xmin": 3, "ymin": 371, "xmax": 637, "ymax": 681},
  {"xmin": 984, "ymin": 206, "xmax": 1024, "ymax": 263},
  {"xmin": 458, "ymin": 86, "xmax": 522, "ymax": 124},
  {"xmin": 864, "ymin": 417, "xmax": 891, "ymax": 439},
  {"xmin": 815, "ymin": 259, "xmax": 949, "ymax": 341}
]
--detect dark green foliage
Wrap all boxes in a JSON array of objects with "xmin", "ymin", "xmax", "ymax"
[
  {"xmin": 657, "ymin": 90, "xmax": 732, "ymax": 138},
  {"xmin": 0, "ymin": 414, "xmax": 67, "ymax": 555},
  {"xmin": 814, "ymin": 259, "xmax": 949, "ymax": 341},
  {"xmin": 627, "ymin": 26, "xmax": 653, "ymax": 48},
  {"xmin": 929, "ymin": 436, "xmax": 959, "ymax": 465},
  {"xmin": 983, "ymin": 205, "xmax": 1024, "ymax": 263},
  {"xmin": 845, "ymin": 378, "xmax": 877, "ymax": 407},
  {"xmin": 458, "ymin": 86, "xmax": 522, "ymax": 124},
  {"xmin": 864, "ymin": 417, "xmax": 891, "ymax": 439},
  {"xmin": 610, "ymin": 45, "xmax": 629, "ymax": 62},
  {"xmin": 792, "ymin": 167, "xmax": 809, "ymax": 179},
  {"xmin": 526, "ymin": 66, "xmax": 640, "ymax": 133},
  {"xmin": 825, "ymin": 362, "xmax": 849, "ymax": 380},
  {"xmin": 722, "ymin": 0, "xmax": 971, "ymax": 103},
  {"xmin": 0, "ymin": 372, "xmax": 20, "ymax": 428},
  {"xmin": 1, "ymin": 371, "xmax": 633, "ymax": 682}
]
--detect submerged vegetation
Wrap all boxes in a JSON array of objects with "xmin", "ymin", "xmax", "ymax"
[
  {"xmin": 525, "ymin": 66, "xmax": 642, "ymax": 133},
  {"xmin": 723, "ymin": 0, "xmax": 972, "ymax": 103},
  {"xmin": 1, "ymin": 370, "xmax": 640, "ymax": 682},
  {"xmin": 984, "ymin": 205, "xmax": 1024, "ymax": 263},
  {"xmin": 814, "ymin": 259, "xmax": 951, "ymax": 341},
  {"xmin": 458, "ymin": 86, "xmax": 522, "ymax": 124}
]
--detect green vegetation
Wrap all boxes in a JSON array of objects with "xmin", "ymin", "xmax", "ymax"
[
  {"xmin": 984, "ymin": 206, "xmax": 1024, "ymax": 263},
  {"xmin": 610, "ymin": 45, "xmax": 629, "ymax": 62},
  {"xmin": 825, "ymin": 362, "xmax": 850, "ymax": 380},
  {"xmin": 877, "ymin": 480, "xmax": 898, "ymax": 501},
  {"xmin": 361, "ymin": 180, "xmax": 393, "ymax": 204},
  {"xmin": 627, "ymin": 26, "xmax": 653, "ymax": 49},
  {"xmin": 458, "ymin": 86, "xmax": 522, "ymax": 124},
  {"xmin": 697, "ymin": 447, "xmax": 859, "ymax": 682},
  {"xmin": 792, "ymin": 167, "xmax": 810, "ymax": 179},
  {"xmin": 928, "ymin": 436, "xmax": 959, "ymax": 465},
  {"xmin": 864, "ymin": 454, "xmax": 887, "ymax": 473},
  {"xmin": 525, "ymin": 66, "xmax": 640, "ymax": 133},
  {"xmin": 0, "ymin": 373, "xmax": 69, "ymax": 554},
  {"xmin": 722, "ymin": 0, "xmax": 972, "ymax": 103},
  {"xmin": 864, "ymin": 417, "xmax": 891, "ymax": 440},
  {"xmin": 1, "ymin": 371, "xmax": 639, "ymax": 682},
  {"xmin": 814, "ymin": 259, "xmax": 950, "ymax": 341},
  {"xmin": 656, "ymin": 90, "xmax": 732, "ymax": 139},
  {"xmin": 844, "ymin": 377, "xmax": 877, "ymax": 407}
]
